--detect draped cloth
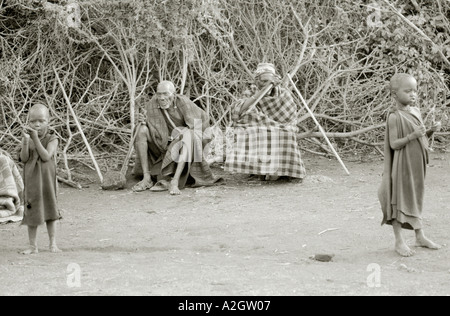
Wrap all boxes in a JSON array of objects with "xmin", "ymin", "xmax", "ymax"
[
  {"xmin": 225, "ymin": 87, "xmax": 306, "ymax": 179},
  {"xmin": 378, "ymin": 107, "xmax": 429, "ymax": 230},
  {"xmin": 134, "ymin": 95, "xmax": 220, "ymax": 189},
  {"xmin": 21, "ymin": 131, "xmax": 60, "ymax": 226},
  {"xmin": 0, "ymin": 150, "xmax": 24, "ymax": 218}
]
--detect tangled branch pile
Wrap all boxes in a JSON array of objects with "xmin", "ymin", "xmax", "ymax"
[{"xmin": 1, "ymin": 0, "xmax": 449, "ymax": 177}]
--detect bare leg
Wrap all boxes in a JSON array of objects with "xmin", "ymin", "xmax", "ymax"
[
  {"xmin": 392, "ymin": 220, "xmax": 415, "ymax": 257},
  {"xmin": 133, "ymin": 125, "xmax": 154, "ymax": 192},
  {"xmin": 169, "ymin": 135, "xmax": 191, "ymax": 196},
  {"xmin": 21, "ymin": 226, "xmax": 38, "ymax": 255},
  {"xmin": 47, "ymin": 220, "xmax": 62, "ymax": 253},
  {"xmin": 415, "ymin": 229, "xmax": 441, "ymax": 250},
  {"xmin": 169, "ymin": 152, "xmax": 187, "ymax": 196}
]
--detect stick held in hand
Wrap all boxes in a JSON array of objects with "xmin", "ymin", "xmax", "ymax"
[{"xmin": 288, "ymin": 74, "xmax": 350, "ymax": 175}]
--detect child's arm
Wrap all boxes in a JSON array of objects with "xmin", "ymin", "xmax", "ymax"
[
  {"xmin": 20, "ymin": 130, "xmax": 31, "ymax": 163},
  {"xmin": 28, "ymin": 128, "xmax": 58, "ymax": 162},
  {"xmin": 388, "ymin": 114, "xmax": 426, "ymax": 150}
]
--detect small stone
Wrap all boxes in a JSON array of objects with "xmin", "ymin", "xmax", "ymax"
[
  {"xmin": 311, "ymin": 254, "xmax": 335, "ymax": 262},
  {"xmin": 398, "ymin": 264, "xmax": 416, "ymax": 273}
]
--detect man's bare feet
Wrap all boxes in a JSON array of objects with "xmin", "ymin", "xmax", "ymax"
[
  {"xmin": 132, "ymin": 179, "xmax": 154, "ymax": 192},
  {"xmin": 169, "ymin": 179, "xmax": 181, "ymax": 195},
  {"xmin": 21, "ymin": 247, "xmax": 38, "ymax": 255},
  {"xmin": 50, "ymin": 244, "xmax": 62, "ymax": 253},
  {"xmin": 415, "ymin": 236, "xmax": 441, "ymax": 250},
  {"xmin": 395, "ymin": 241, "xmax": 415, "ymax": 257}
]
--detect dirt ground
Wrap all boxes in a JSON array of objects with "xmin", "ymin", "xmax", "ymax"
[{"xmin": 1, "ymin": 151, "xmax": 449, "ymax": 296}]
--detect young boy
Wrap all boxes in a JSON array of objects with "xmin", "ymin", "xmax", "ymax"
[
  {"xmin": 20, "ymin": 103, "xmax": 61, "ymax": 254},
  {"xmin": 378, "ymin": 73, "xmax": 441, "ymax": 257}
]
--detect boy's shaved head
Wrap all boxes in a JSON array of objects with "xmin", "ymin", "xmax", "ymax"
[
  {"xmin": 390, "ymin": 73, "xmax": 415, "ymax": 91},
  {"xmin": 29, "ymin": 103, "xmax": 50, "ymax": 118}
]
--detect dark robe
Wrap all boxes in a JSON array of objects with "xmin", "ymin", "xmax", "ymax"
[
  {"xmin": 378, "ymin": 107, "xmax": 429, "ymax": 230},
  {"xmin": 21, "ymin": 131, "xmax": 60, "ymax": 226}
]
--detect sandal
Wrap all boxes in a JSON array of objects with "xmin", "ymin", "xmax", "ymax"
[
  {"xmin": 132, "ymin": 180, "xmax": 154, "ymax": 192},
  {"xmin": 150, "ymin": 180, "xmax": 170, "ymax": 192}
]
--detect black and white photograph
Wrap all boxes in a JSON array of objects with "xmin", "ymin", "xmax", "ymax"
[{"xmin": 1, "ymin": 0, "xmax": 449, "ymax": 299}]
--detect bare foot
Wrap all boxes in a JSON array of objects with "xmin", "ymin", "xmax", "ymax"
[
  {"xmin": 265, "ymin": 175, "xmax": 280, "ymax": 181},
  {"xmin": 50, "ymin": 245, "xmax": 62, "ymax": 253},
  {"xmin": 415, "ymin": 236, "xmax": 441, "ymax": 250},
  {"xmin": 395, "ymin": 241, "xmax": 415, "ymax": 257},
  {"xmin": 21, "ymin": 247, "xmax": 38, "ymax": 255},
  {"xmin": 169, "ymin": 180, "xmax": 181, "ymax": 195},
  {"xmin": 132, "ymin": 179, "xmax": 154, "ymax": 192}
]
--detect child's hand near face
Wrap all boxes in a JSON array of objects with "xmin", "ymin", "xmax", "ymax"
[
  {"xmin": 24, "ymin": 126, "xmax": 38, "ymax": 140},
  {"xmin": 22, "ymin": 127, "xmax": 31, "ymax": 141}
]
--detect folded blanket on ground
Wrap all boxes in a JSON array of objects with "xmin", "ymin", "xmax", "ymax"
[{"xmin": 0, "ymin": 151, "xmax": 24, "ymax": 221}]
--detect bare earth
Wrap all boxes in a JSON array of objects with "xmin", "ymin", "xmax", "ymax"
[{"xmin": 1, "ymin": 152, "xmax": 449, "ymax": 296}]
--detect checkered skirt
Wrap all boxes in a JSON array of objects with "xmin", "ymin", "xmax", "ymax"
[{"xmin": 225, "ymin": 88, "xmax": 306, "ymax": 178}]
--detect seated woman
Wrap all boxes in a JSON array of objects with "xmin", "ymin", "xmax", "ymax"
[{"xmin": 225, "ymin": 63, "xmax": 306, "ymax": 181}]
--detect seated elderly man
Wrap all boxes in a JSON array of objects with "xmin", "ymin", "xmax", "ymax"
[
  {"xmin": 132, "ymin": 81, "xmax": 220, "ymax": 195},
  {"xmin": 225, "ymin": 63, "xmax": 306, "ymax": 181}
]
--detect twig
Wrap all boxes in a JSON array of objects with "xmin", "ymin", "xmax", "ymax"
[
  {"xmin": 57, "ymin": 176, "xmax": 83, "ymax": 190},
  {"xmin": 318, "ymin": 228, "xmax": 339, "ymax": 235},
  {"xmin": 382, "ymin": 0, "xmax": 450, "ymax": 68},
  {"xmin": 54, "ymin": 66, "xmax": 104, "ymax": 183}
]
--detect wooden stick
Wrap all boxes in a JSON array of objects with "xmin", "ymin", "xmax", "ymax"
[
  {"xmin": 57, "ymin": 176, "xmax": 83, "ymax": 190},
  {"xmin": 243, "ymin": 83, "xmax": 274, "ymax": 116},
  {"xmin": 53, "ymin": 67, "xmax": 104, "ymax": 183},
  {"xmin": 288, "ymin": 74, "xmax": 350, "ymax": 175},
  {"xmin": 120, "ymin": 123, "xmax": 141, "ymax": 176},
  {"xmin": 244, "ymin": 23, "xmax": 311, "ymax": 118}
]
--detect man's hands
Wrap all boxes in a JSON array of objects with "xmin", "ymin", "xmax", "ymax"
[{"xmin": 137, "ymin": 113, "xmax": 147, "ymax": 124}]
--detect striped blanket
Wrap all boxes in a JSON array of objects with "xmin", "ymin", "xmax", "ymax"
[
  {"xmin": 0, "ymin": 151, "xmax": 24, "ymax": 219},
  {"xmin": 225, "ymin": 87, "xmax": 306, "ymax": 179}
]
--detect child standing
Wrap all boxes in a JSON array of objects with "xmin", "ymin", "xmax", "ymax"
[
  {"xmin": 20, "ymin": 103, "xmax": 61, "ymax": 254},
  {"xmin": 378, "ymin": 73, "xmax": 441, "ymax": 257}
]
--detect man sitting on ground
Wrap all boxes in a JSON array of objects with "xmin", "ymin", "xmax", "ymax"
[{"xmin": 132, "ymin": 81, "xmax": 220, "ymax": 195}]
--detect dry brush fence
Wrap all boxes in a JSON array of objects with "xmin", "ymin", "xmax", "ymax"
[{"xmin": 1, "ymin": 0, "xmax": 449, "ymax": 184}]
